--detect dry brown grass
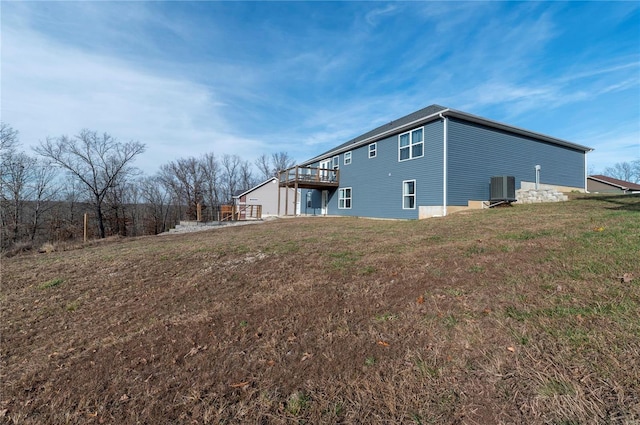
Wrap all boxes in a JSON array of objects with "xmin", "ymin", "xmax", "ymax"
[{"xmin": 1, "ymin": 194, "xmax": 639, "ymax": 424}]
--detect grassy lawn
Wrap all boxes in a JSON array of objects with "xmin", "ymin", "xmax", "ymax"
[{"xmin": 1, "ymin": 194, "xmax": 639, "ymax": 424}]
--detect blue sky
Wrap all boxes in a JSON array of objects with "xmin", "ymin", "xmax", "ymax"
[{"xmin": 2, "ymin": 1, "xmax": 639, "ymax": 175}]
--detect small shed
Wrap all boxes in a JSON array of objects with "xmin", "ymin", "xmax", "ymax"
[{"xmin": 233, "ymin": 177, "xmax": 300, "ymax": 217}]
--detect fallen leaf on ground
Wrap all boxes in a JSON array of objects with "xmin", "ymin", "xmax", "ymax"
[
  {"xmin": 377, "ymin": 340, "xmax": 390, "ymax": 347},
  {"xmin": 417, "ymin": 295, "xmax": 424, "ymax": 304},
  {"xmin": 621, "ymin": 273, "xmax": 634, "ymax": 283},
  {"xmin": 301, "ymin": 352, "xmax": 313, "ymax": 361},
  {"xmin": 507, "ymin": 346, "xmax": 515, "ymax": 352},
  {"xmin": 230, "ymin": 382, "xmax": 249, "ymax": 389}
]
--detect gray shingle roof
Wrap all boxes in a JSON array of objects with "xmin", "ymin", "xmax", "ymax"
[
  {"xmin": 308, "ymin": 104, "xmax": 447, "ymax": 163},
  {"xmin": 301, "ymin": 104, "xmax": 592, "ymax": 166}
]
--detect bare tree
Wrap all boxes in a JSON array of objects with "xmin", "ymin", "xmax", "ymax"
[
  {"xmin": 255, "ymin": 153, "xmax": 272, "ymax": 181},
  {"xmin": 221, "ymin": 154, "xmax": 242, "ymax": 204},
  {"xmin": 35, "ymin": 130, "xmax": 145, "ymax": 239},
  {"xmin": 0, "ymin": 152, "xmax": 35, "ymax": 245},
  {"xmin": 159, "ymin": 157, "xmax": 205, "ymax": 220},
  {"xmin": 0, "ymin": 123, "xmax": 19, "ymax": 160},
  {"xmin": 201, "ymin": 152, "xmax": 221, "ymax": 213},
  {"xmin": 139, "ymin": 176, "xmax": 170, "ymax": 234},
  {"xmin": 239, "ymin": 159, "xmax": 257, "ymax": 192},
  {"xmin": 255, "ymin": 151, "xmax": 296, "ymax": 180},
  {"xmin": 26, "ymin": 160, "xmax": 59, "ymax": 241},
  {"xmin": 603, "ymin": 160, "xmax": 640, "ymax": 183},
  {"xmin": 271, "ymin": 151, "xmax": 296, "ymax": 174},
  {"xmin": 0, "ymin": 123, "xmax": 21, "ymax": 233}
]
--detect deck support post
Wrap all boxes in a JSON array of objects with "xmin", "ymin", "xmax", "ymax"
[{"xmin": 294, "ymin": 166, "xmax": 299, "ymax": 216}]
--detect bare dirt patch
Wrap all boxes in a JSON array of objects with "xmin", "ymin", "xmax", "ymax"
[{"xmin": 2, "ymin": 195, "xmax": 639, "ymax": 424}]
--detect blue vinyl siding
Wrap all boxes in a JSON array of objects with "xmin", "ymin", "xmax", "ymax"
[
  {"xmin": 312, "ymin": 120, "xmax": 444, "ymax": 219},
  {"xmin": 446, "ymin": 118, "xmax": 586, "ymax": 205}
]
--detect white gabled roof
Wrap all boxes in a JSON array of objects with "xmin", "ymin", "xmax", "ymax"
[{"xmin": 232, "ymin": 177, "xmax": 277, "ymax": 199}]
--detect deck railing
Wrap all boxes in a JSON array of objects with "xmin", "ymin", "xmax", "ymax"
[
  {"xmin": 278, "ymin": 166, "xmax": 339, "ymax": 188},
  {"xmin": 220, "ymin": 205, "xmax": 262, "ymax": 221}
]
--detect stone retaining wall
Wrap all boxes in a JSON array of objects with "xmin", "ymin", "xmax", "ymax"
[{"xmin": 516, "ymin": 188, "xmax": 568, "ymax": 204}]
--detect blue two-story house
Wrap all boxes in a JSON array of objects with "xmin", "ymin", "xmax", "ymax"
[{"xmin": 278, "ymin": 105, "xmax": 592, "ymax": 219}]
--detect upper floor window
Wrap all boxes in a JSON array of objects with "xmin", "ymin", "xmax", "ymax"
[
  {"xmin": 332, "ymin": 155, "xmax": 339, "ymax": 169},
  {"xmin": 399, "ymin": 128, "xmax": 424, "ymax": 161},
  {"xmin": 344, "ymin": 151, "xmax": 352, "ymax": 165},
  {"xmin": 369, "ymin": 143, "xmax": 377, "ymax": 158}
]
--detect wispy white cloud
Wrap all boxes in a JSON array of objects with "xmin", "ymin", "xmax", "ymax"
[
  {"xmin": 364, "ymin": 4, "xmax": 399, "ymax": 26},
  {"xmin": 1, "ymin": 1, "xmax": 637, "ymax": 173},
  {"xmin": 1, "ymin": 18, "xmax": 266, "ymax": 174},
  {"xmin": 577, "ymin": 124, "xmax": 640, "ymax": 173}
]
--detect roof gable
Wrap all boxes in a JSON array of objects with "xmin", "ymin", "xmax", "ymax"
[{"xmin": 232, "ymin": 177, "xmax": 277, "ymax": 199}]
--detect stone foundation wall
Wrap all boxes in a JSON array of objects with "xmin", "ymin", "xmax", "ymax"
[{"xmin": 516, "ymin": 188, "xmax": 568, "ymax": 204}]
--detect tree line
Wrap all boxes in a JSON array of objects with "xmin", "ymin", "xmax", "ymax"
[
  {"xmin": 3, "ymin": 123, "xmax": 638, "ymax": 253},
  {"xmin": 1, "ymin": 123, "xmax": 294, "ymax": 253}
]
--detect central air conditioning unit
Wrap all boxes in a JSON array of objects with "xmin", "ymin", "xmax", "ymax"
[{"xmin": 490, "ymin": 176, "xmax": 516, "ymax": 202}]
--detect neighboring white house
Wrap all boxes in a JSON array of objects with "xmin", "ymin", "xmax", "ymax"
[{"xmin": 233, "ymin": 177, "xmax": 300, "ymax": 217}]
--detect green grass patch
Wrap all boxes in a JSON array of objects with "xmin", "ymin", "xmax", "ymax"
[
  {"xmin": 538, "ymin": 379, "xmax": 576, "ymax": 397},
  {"xmin": 375, "ymin": 312, "xmax": 398, "ymax": 322},
  {"xmin": 500, "ymin": 229, "xmax": 554, "ymax": 241},
  {"xmin": 285, "ymin": 391, "xmax": 310, "ymax": 416},
  {"xmin": 328, "ymin": 251, "xmax": 360, "ymax": 270},
  {"xmin": 39, "ymin": 277, "xmax": 64, "ymax": 289}
]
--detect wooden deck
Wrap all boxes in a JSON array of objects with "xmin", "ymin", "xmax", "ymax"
[{"xmin": 278, "ymin": 166, "xmax": 339, "ymax": 189}]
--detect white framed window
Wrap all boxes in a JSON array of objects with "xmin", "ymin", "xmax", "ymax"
[
  {"xmin": 338, "ymin": 187, "xmax": 352, "ymax": 209},
  {"xmin": 398, "ymin": 127, "xmax": 424, "ymax": 161},
  {"xmin": 344, "ymin": 151, "xmax": 352, "ymax": 165},
  {"xmin": 369, "ymin": 143, "xmax": 377, "ymax": 158},
  {"xmin": 402, "ymin": 180, "xmax": 416, "ymax": 209},
  {"xmin": 332, "ymin": 155, "xmax": 339, "ymax": 169}
]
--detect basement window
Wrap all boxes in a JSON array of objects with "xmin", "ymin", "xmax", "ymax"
[{"xmin": 403, "ymin": 180, "xmax": 416, "ymax": 209}]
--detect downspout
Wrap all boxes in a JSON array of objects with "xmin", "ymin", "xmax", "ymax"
[{"xmin": 440, "ymin": 113, "xmax": 448, "ymax": 216}]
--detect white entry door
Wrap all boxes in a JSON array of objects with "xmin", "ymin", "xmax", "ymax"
[{"xmin": 321, "ymin": 190, "xmax": 329, "ymax": 215}]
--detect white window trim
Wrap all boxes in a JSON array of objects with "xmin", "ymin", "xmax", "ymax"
[
  {"xmin": 332, "ymin": 155, "xmax": 339, "ymax": 169},
  {"xmin": 398, "ymin": 127, "xmax": 425, "ymax": 162},
  {"xmin": 338, "ymin": 187, "xmax": 352, "ymax": 209},
  {"xmin": 344, "ymin": 151, "xmax": 352, "ymax": 165},
  {"xmin": 369, "ymin": 142, "xmax": 377, "ymax": 158},
  {"xmin": 402, "ymin": 180, "xmax": 416, "ymax": 210}
]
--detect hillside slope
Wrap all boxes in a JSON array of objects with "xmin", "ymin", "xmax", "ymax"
[{"xmin": 2, "ymin": 195, "xmax": 639, "ymax": 424}]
